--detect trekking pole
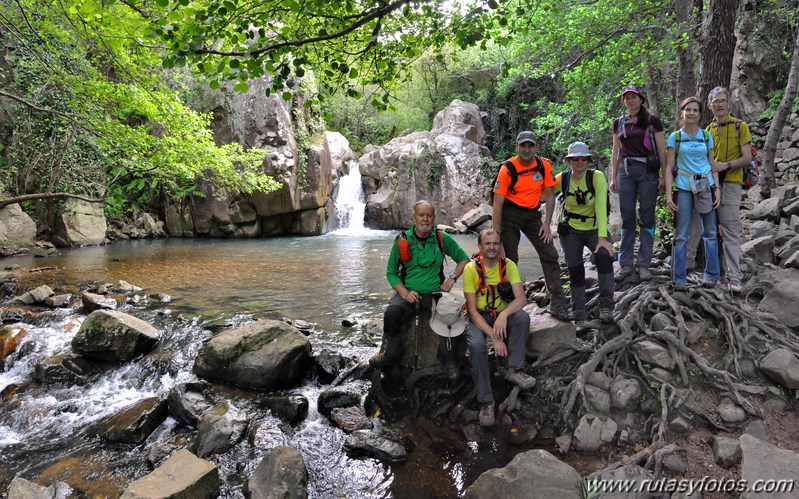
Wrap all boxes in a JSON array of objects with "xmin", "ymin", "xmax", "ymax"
[{"xmin": 413, "ymin": 301, "xmax": 420, "ymax": 371}]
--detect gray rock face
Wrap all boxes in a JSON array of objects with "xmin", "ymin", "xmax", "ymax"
[
  {"xmin": 317, "ymin": 384, "xmax": 364, "ymax": 417},
  {"xmin": 168, "ymin": 382, "xmax": 214, "ymax": 426},
  {"xmin": 717, "ymin": 397, "xmax": 747, "ymax": 424},
  {"xmin": 195, "ymin": 401, "xmax": 249, "ymax": 457},
  {"xmin": 463, "ymin": 449, "xmax": 582, "ymax": 499},
  {"xmin": 757, "ymin": 268, "xmax": 799, "ymax": 328},
  {"xmin": 330, "ymin": 406, "xmax": 372, "ymax": 432},
  {"xmin": 759, "ymin": 347, "xmax": 799, "ymax": 389},
  {"xmin": 261, "ymin": 395, "xmax": 309, "ymax": 425},
  {"xmin": 610, "ymin": 378, "xmax": 641, "ymax": 411},
  {"xmin": 747, "ymin": 197, "xmax": 781, "ymax": 222},
  {"xmin": 71, "ymin": 310, "xmax": 160, "ymax": 362},
  {"xmin": 741, "ymin": 434, "xmax": 799, "ymax": 499},
  {"xmin": 740, "ymin": 235, "xmax": 775, "ymax": 264},
  {"xmin": 193, "ymin": 319, "xmax": 312, "ymax": 390},
  {"xmin": 81, "ymin": 291, "xmax": 118, "ymax": 312},
  {"xmin": 0, "ymin": 204, "xmax": 36, "ymax": 245},
  {"xmin": 631, "ymin": 340, "xmax": 675, "ymax": 369},
  {"xmin": 360, "ymin": 100, "xmax": 490, "ymax": 229},
  {"xmin": 121, "ymin": 449, "xmax": 220, "ymax": 499},
  {"xmin": 7, "ymin": 477, "xmax": 71, "ymax": 499},
  {"xmin": 527, "ymin": 313, "xmax": 577, "ymax": 356},
  {"xmin": 53, "ymin": 200, "xmax": 107, "ymax": 247},
  {"xmin": 245, "ymin": 446, "xmax": 308, "ymax": 499}
]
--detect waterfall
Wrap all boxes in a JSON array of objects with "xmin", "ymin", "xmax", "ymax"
[{"xmin": 331, "ymin": 160, "xmax": 368, "ymax": 234}]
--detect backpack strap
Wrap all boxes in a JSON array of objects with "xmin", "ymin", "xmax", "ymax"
[
  {"xmin": 471, "ymin": 252, "xmax": 508, "ymax": 316},
  {"xmin": 563, "ymin": 169, "xmax": 600, "ymax": 222},
  {"xmin": 507, "ymin": 156, "xmax": 544, "ymax": 194},
  {"xmin": 396, "ymin": 229, "xmax": 446, "ymax": 284}
]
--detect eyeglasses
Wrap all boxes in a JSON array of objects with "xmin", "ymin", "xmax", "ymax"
[
  {"xmin": 568, "ymin": 157, "xmax": 589, "ymax": 162},
  {"xmin": 711, "ymin": 99, "xmax": 728, "ymax": 105}
]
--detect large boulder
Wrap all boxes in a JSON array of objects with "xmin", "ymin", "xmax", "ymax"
[
  {"xmin": 194, "ymin": 401, "xmax": 249, "ymax": 457},
  {"xmin": 71, "ymin": 310, "xmax": 160, "ymax": 362},
  {"xmin": 360, "ymin": 99, "xmax": 490, "ymax": 229},
  {"xmin": 193, "ymin": 319, "xmax": 313, "ymax": 390},
  {"xmin": 740, "ymin": 434, "xmax": 799, "ymax": 499},
  {"xmin": 91, "ymin": 397, "xmax": 168, "ymax": 444},
  {"xmin": 463, "ymin": 449, "xmax": 582, "ymax": 498},
  {"xmin": 52, "ymin": 199, "xmax": 107, "ymax": 247},
  {"xmin": 0, "ymin": 203, "xmax": 36, "ymax": 245},
  {"xmin": 120, "ymin": 449, "xmax": 220, "ymax": 499},
  {"xmin": 757, "ymin": 268, "xmax": 799, "ymax": 328}
]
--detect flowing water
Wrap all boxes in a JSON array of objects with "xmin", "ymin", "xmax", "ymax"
[{"xmin": 0, "ymin": 164, "xmax": 550, "ymax": 497}]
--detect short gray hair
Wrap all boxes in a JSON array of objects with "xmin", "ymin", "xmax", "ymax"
[
  {"xmin": 708, "ymin": 86, "xmax": 728, "ymax": 104},
  {"xmin": 413, "ymin": 200, "xmax": 435, "ymax": 214}
]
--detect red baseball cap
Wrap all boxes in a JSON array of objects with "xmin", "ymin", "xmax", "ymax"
[{"xmin": 621, "ymin": 85, "xmax": 646, "ymax": 101}]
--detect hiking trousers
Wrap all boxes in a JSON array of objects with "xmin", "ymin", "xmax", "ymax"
[
  {"xmin": 383, "ymin": 292, "xmax": 462, "ymax": 364},
  {"xmin": 685, "ymin": 182, "xmax": 742, "ymax": 282},
  {"xmin": 560, "ymin": 228, "xmax": 614, "ymax": 319},
  {"xmin": 465, "ymin": 310, "xmax": 531, "ymax": 404},
  {"xmin": 674, "ymin": 189, "xmax": 720, "ymax": 284},
  {"xmin": 617, "ymin": 159, "xmax": 658, "ymax": 269},
  {"xmin": 499, "ymin": 204, "xmax": 566, "ymax": 305}
]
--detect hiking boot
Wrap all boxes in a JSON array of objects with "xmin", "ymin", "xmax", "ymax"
[
  {"xmin": 702, "ymin": 278, "xmax": 719, "ymax": 289},
  {"xmin": 575, "ymin": 319, "xmax": 592, "ymax": 335},
  {"xmin": 445, "ymin": 361, "xmax": 459, "ymax": 383},
  {"xmin": 599, "ymin": 308, "xmax": 614, "ymax": 324},
  {"xmin": 673, "ymin": 282, "xmax": 688, "ymax": 292},
  {"xmin": 368, "ymin": 351, "xmax": 398, "ymax": 369},
  {"xmin": 479, "ymin": 401, "xmax": 496, "ymax": 427},
  {"xmin": 548, "ymin": 302, "xmax": 571, "ymax": 320},
  {"xmin": 501, "ymin": 367, "xmax": 536, "ymax": 390},
  {"xmin": 614, "ymin": 266, "xmax": 633, "ymax": 282},
  {"xmin": 638, "ymin": 267, "xmax": 652, "ymax": 281},
  {"xmin": 728, "ymin": 280, "xmax": 742, "ymax": 294}
]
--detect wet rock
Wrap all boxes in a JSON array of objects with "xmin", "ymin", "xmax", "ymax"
[
  {"xmin": 168, "ymin": 381, "xmax": 215, "ymax": 426},
  {"xmin": 572, "ymin": 414, "xmax": 617, "ymax": 453},
  {"xmin": 344, "ymin": 430, "xmax": 407, "ymax": 464},
  {"xmin": 759, "ymin": 347, "xmax": 799, "ymax": 389},
  {"xmin": 261, "ymin": 395, "xmax": 309, "ymax": 425},
  {"xmin": 315, "ymin": 349, "xmax": 350, "ymax": 384},
  {"xmin": 111, "ymin": 280, "xmax": 142, "ymax": 293},
  {"xmin": 712, "ymin": 435, "xmax": 742, "ymax": 469},
  {"xmin": 464, "ymin": 449, "xmax": 582, "ymax": 498},
  {"xmin": 7, "ymin": 477, "xmax": 71, "ymax": 499},
  {"xmin": 330, "ymin": 406, "xmax": 372, "ymax": 432},
  {"xmin": 33, "ymin": 354, "xmax": 107, "ymax": 386},
  {"xmin": 631, "ymin": 340, "xmax": 675, "ymax": 369},
  {"xmin": 585, "ymin": 464, "xmax": 655, "ymax": 498},
  {"xmin": 81, "ymin": 291, "xmax": 118, "ymax": 311},
  {"xmin": 193, "ymin": 319, "xmax": 313, "ymax": 391},
  {"xmin": 72, "ymin": 310, "xmax": 160, "ymax": 362},
  {"xmin": 245, "ymin": 446, "xmax": 308, "ymax": 499},
  {"xmin": 527, "ymin": 314, "xmax": 577, "ymax": 356},
  {"xmin": 717, "ymin": 397, "xmax": 747, "ymax": 424},
  {"xmin": 91, "ymin": 397, "xmax": 168, "ymax": 444},
  {"xmin": 610, "ymin": 378, "xmax": 641, "ymax": 411},
  {"xmin": 0, "ymin": 326, "xmax": 28, "ymax": 368},
  {"xmin": 44, "ymin": 294, "xmax": 73, "ymax": 308},
  {"xmin": 15, "ymin": 285, "xmax": 54, "ymax": 304},
  {"xmin": 195, "ymin": 401, "xmax": 249, "ymax": 458},
  {"xmin": 317, "ymin": 384, "xmax": 364, "ymax": 416},
  {"xmin": 461, "ymin": 423, "xmax": 488, "ymax": 444},
  {"xmin": 583, "ymin": 385, "xmax": 610, "ymax": 415},
  {"xmin": 120, "ymin": 449, "xmax": 220, "ymax": 499},
  {"xmin": 0, "ymin": 307, "xmax": 25, "ymax": 323}
]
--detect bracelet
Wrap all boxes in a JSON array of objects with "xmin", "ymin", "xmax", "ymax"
[{"xmin": 448, "ymin": 273, "xmax": 458, "ymax": 282}]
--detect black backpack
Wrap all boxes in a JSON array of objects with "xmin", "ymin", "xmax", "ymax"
[
  {"xmin": 558, "ymin": 168, "xmax": 610, "ymax": 222},
  {"xmin": 489, "ymin": 157, "xmax": 544, "ymax": 205}
]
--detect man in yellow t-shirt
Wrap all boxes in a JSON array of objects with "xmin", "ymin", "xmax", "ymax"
[
  {"xmin": 463, "ymin": 229, "xmax": 536, "ymax": 427},
  {"xmin": 707, "ymin": 87, "xmax": 751, "ymax": 292}
]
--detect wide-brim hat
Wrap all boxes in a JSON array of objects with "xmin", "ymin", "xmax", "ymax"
[
  {"xmin": 429, "ymin": 292, "xmax": 466, "ymax": 337},
  {"xmin": 564, "ymin": 141, "xmax": 593, "ymax": 159}
]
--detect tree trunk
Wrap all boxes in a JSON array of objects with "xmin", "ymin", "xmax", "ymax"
[
  {"xmin": 675, "ymin": 0, "xmax": 697, "ymax": 114},
  {"xmin": 697, "ymin": 0, "xmax": 739, "ymax": 125},
  {"xmin": 760, "ymin": 26, "xmax": 799, "ymax": 196}
]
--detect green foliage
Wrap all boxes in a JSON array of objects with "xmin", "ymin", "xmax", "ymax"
[
  {"xmin": 757, "ymin": 90, "xmax": 799, "ymax": 121},
  {"xmin": 655, "ymin": 193, "xmax": 675, "ymax": 244},
  {"xmin": 2, "ymin": 0, "xmax": 279, "ymax": 215}
]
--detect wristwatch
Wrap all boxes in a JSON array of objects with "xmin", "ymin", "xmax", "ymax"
[{"xmin": 448, "ymin": 273, "xmax": 458, "ymax": 282}]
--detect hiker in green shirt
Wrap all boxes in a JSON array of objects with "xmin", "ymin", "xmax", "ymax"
[{"xmin": 370, "ymin": 201, "xmax": 470, "ymax": 382}]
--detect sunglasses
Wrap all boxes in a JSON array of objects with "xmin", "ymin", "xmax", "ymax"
[{"xmin": 568, "ymin": 156, "xmax": 590, "ymax": 162}]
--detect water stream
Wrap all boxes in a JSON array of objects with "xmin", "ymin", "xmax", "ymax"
[{"xmin": 0, "ymin": 168, "xmax": 549, "ymax": 497}]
